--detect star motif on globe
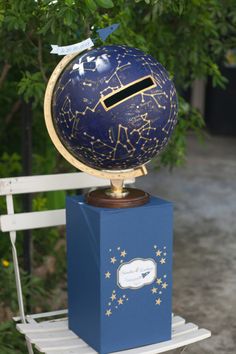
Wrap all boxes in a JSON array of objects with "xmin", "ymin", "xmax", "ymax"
[
  {"xmin": 162, "ymin": 282, "xmax": 168, "ymax": 289},
  {"xmin": 151, "ymin": 287, "xmax": 157, "ymax": 294},
  {"xmin": 155, "ymin": 298, "xmax": 162, "ymax": 305},
  {"xmin": 105, "ymin": 271, "xmax": 111, "ymax": 279},
  {"xmin": 106, "ymin": 309, "xmax": 112, "ymax": 317},
  {"xmin": 120, "ymin": 250, "xmax": 127, "ymax": 257},
  {"xmin": 156, "ymin": 250, "xmax": 162, "ymax": 257},
  {"xmin": 118, "ymin": 298, "xmax": 124, "ymax": 305},
  {"xmin": 156, "ymin": 278, "xmax": 162, "ymax": 284},
  {"xmin": 110, "ymin": 293, "xmax": 116, "ymax": 301},
  {"xmin": 111, "ymin": 257, "xmax": 117, "ymax": 264},
  {"xmin": 160, "ymin": 258, "xmax": 166, "ymax": 264}
]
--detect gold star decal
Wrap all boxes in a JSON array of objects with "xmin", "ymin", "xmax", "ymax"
[
  {"xmin": 156, "ymin": 250, "xmax": 162, "ymax": 256},
  {"xmin": 120, "ymin": 250, "xmax": 127, "ymax": 257},
  {"xmin": 160, "ymin": 258, "xmax": 166, "ymax": 264},
  {"xmin": 110, "ymin": 293, "xmax": 116, "ymax": 301},
  {"xmin": 111, "ymin": 257, "xmax": 117, "ymax": 264},
  {"xmin": 118, "ymin": 298, "xmax": 124, "ymax": 305},
  {"xmin": 106, "ymin": 309, "xmax": 112, "ymax": 317},
  {"xmin": 162, "ymin": 282, "xmax": 168, "ymax": 289},
  {"xmin": 105, "ymin": 272, "xmax": 111, "ymax": 279},
  {"xmin": 156, "ymin": 278, "xmax": 162, "ymax": 285},
  {"xmin": 151, "ymin": 287, "xmax": 157, "ymax": 294},
  {"xmin": 155, "ymin": 298, "xmax": 162, "ymax": 305}
]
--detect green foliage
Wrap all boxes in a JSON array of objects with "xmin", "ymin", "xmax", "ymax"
[
  {"xmin": 0, "ymin": 261, "xmax": 46, "ymax": 312},
  {"xmin": 0, "ymin": 1, "xmax": 236, "ymax": 352},
  {"xmin": 0, "ymin": 321, "xmax": 26, "ymax": 354},
  {"xmin": 18, "ymin": 71, "xmax": 45, "ymax": 108},
  {"xmin": 157, "ymin": 97, "xmax": 205, "ymax": 168},
  {"xmin": 0, "ymin": 0, "xmax": 236, "ymax": 171}
]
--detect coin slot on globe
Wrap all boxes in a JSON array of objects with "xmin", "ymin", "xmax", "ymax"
[{"xmin": 44, "ymin": 45, "xmax": 178, "ymax": 208}]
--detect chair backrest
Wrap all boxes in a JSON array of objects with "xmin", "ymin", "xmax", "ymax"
[
  {"xmin": 0, "ymin": 172, "xmax": 134, "ymax": 326},
  {"xmin": 0, "ymin": 172, "xmax": 124, "ymax": 232}
]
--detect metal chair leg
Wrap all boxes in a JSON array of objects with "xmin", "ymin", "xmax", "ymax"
[{"xmin": 7, "ymin": 194, "xmax": 34, "ymax": 354}]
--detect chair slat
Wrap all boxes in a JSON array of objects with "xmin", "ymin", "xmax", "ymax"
[
  {"xmin": 17, "ymin": 320, "xmax": 68, "ymax": 334},
  {"xmin": 35, "ymin": 338, "xmax": 87, "ymax": 351},
  {"xmin": 13, "ymin": 309, "xmax": 68, "ymax": 322},
  {"xmin": 0, "ymin": 173, "xmax": 134, "ymax": 196},
  {"xmin": 172, "ymin": 316, "xmax": 185, "ymax": 328},
  {"xmin": 52, "ymin": 348, "xmax": 96, "ymax": 354},
  {"xmin": 26, "ymin": 330, "xmax": 77, "ymax": 342},
  {"xmin": 0, "ymin": 209, "xmax": 66, "ymax": 232}
]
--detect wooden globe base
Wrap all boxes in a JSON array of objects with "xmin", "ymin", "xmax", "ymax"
[{"xmin": 86, "ymin": 188, "xmax": 150, "ymax": 208}]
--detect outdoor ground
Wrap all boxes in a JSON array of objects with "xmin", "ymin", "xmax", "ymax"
[{"xmin": 136, "ymin": 133, "xmax": 236, "ymax": 354}]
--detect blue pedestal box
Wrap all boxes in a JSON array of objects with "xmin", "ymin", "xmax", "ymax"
[{"xmin": 66, "ymin": 195, "xmax": 173, "ymax": 354}]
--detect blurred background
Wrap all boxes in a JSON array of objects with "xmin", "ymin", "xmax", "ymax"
[{"xmin": 0, "ymin": 1, "xmax": 235, "ymax": 353}]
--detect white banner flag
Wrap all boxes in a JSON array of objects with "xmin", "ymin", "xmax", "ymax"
[{"xmin": 50, "ymin": 38, "xmax": 94, "ymax": 56}]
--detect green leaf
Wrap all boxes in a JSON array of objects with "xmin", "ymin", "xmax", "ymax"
[
  {"xmin": 65, "ymin": 0, "xmax": 75, "ymax": 6},
  {"xmin": 95, "ymin": 0, "xmax": 114, "ymax": 9},
  {"xmin": 85, "ymin": 0, "xmax": 98, "ymax": 11}
]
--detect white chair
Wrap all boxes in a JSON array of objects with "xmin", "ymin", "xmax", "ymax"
[{"xmin": 0, "ymin": 172, "xmax": 211, "ymax": 354}]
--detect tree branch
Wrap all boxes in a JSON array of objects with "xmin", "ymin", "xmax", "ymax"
[
  {"xmin": 5, "ymin": 99, "xmax": 22, "ymax": 124},
  {"xmin": 0, "ymin": 62, "xmax": 11, "ymax": 89},
  {"xmin": 38, "ymin": 37, "xmax": 47, "ymax": 83}
]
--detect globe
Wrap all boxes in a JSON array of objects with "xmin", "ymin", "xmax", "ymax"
[{"xmin": 50, "ymin": 45, "xmax": 178, "ymax": 171}]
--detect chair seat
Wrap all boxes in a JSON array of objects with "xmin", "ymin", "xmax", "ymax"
[{"xmin": 16, "ymin": 311, "xmax": 211, "ymax": 354}]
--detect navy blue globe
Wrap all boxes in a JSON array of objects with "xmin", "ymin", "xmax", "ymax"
[{"xmin": 52, "ymin": 45, "xmax": 178, "ymax": 170}]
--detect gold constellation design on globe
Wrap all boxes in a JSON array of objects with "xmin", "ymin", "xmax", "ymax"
[
  {"xmin": 105, "ymin": 62, "xmax": 131, "ymax": 87},
  {"xmin": 54, "ymin": 46, "xmax": 177, "ymax": 167},
  {"xmin": 81, "ymin": 113, "xmax": 160, "ymax": 164},
  {"xmin": 161, "ymin": 86, "xmax": 178, "ymax": 135}
]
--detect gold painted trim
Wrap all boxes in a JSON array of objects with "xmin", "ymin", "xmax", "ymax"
[
  {"xmin": 44, "ymin": 51, "xmax": 148, "ymax": 180},
  {"xmin": 100, "ymin": 75, "xmax": 156, "ymax": 112}
]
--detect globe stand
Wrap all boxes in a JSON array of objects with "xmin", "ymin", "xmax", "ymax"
[{"xmin": 86, "ymin": 179, "xmax": 150, "ymax": 208}]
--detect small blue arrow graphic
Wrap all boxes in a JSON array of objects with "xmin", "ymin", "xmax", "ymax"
[{"xmin": 96, "ymin": 23, "xmax": 120, "ymax": 41}]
